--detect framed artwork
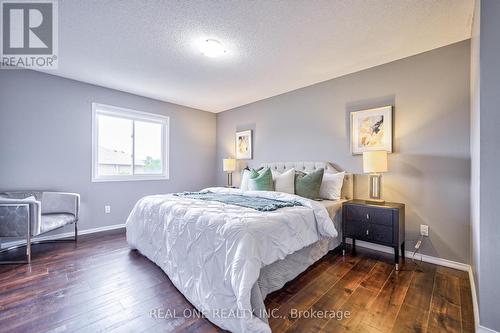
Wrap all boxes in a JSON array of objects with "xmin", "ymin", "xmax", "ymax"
[
  {"xmin": 235, "ymin": 130, "xmax": 252, "ymax": 160},
  {"xmin": 351, "ymin": 106, "xmax": 393, "ymax": 155}
]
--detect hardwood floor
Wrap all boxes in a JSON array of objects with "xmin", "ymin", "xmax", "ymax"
[{"xmin": 0, "ymin": 230, "xmax": 474, "ymax": 333}]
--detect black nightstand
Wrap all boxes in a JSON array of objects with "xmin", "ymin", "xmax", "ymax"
[{"xmin": 342, "ymin": 200, "xmax": 405, "ymax": 270}]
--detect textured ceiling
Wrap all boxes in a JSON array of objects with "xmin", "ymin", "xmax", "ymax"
[{"xmin": 49, "ymin": 0, "xmax": 473, "ymax": 112}]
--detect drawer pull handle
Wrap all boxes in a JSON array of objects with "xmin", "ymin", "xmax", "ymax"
[
  {"xmin": 366, "ymin": 213, "xmax": 370, "ymax": 220},
  {"xmin": 366, "ymin": 229, "xmax": 369, "ymax": 236}
]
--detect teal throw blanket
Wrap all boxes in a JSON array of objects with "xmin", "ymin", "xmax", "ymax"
[{"xmin": 174, "ymin": 191, "xmax": 302, "ymax": 212}]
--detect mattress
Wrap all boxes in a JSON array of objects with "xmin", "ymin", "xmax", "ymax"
[
  {"xmin": 252, "ymin": 199, "xmax": 345, "ymax": 322},
  {"xmin": 319, "ymin": 199, "xmax": 345, "ymax": 219}
]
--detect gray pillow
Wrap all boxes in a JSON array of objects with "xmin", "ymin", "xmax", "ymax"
[{"xmin": 295, "ymin": 168, "xmax": 325, "ymax": 199}]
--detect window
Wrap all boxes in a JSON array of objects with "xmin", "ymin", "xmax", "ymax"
[{"xmin": 92, "ymin": 103, "xmax": 169, "ymax": 182}]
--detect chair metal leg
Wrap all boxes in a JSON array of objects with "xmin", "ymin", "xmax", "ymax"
[
  {"xmin": 27, "ymin": 209, "xmax": 31, "ymax": 264},
  {"xmin": 74, "ymin": 219, "xmax": 78, "ymax": 242},
  {"xmin": 0, "ymin": 239, "xmax": 31, "ymax": 265},
  {"xmin": 0, "ymin": 210, "xmax": 31, "ymax": 265},
  {"xmin": 26, "ymin": 236, "xmax": 31, "ymax": 264},
  {"xmin": 0, "ymin": 220, "xmax": 77, "ymax": 265}
]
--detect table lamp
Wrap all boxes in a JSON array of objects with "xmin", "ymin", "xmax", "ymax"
[
  {"xmin": 363, "ymin": 151, "xmax": 388, "ymax": 204},
  {"xmin": 223, "ymin": 158, "xmax": 236, "ymax": 187}
]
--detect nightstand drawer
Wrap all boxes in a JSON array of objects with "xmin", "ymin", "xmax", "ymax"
[
  {"xmin": 344, "ymin": 223, "xmax": 393, "ymax": 244},
  {"xmin": 344, "ymin": 204, "xmax": 393, "ymax": 226},
  {"xmin": 345, "ymin": 221, "xmax": 367, "ymax": 239},
  {"xmin": 370, "ymin": 224, "xmax": 393, "ymax": 244}
]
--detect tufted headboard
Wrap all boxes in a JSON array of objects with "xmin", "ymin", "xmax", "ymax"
[{"xmin": 259, "ymin": 161, "xmax": 354, "ymax": 200}]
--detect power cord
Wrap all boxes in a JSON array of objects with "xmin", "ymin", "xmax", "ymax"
[{"xmin": 411, "ymin": 235, "xmax": 425, "ymax": 267}]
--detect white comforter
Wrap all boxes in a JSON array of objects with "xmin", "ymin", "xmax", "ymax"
[{"xmin": 126, "ymin": 187, "xmax": 338, "ymax": 333}]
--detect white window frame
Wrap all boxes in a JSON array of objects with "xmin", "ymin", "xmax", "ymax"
[{"xmin": 91, "ymin": 103, "xmax": 169, "ymax": 182}]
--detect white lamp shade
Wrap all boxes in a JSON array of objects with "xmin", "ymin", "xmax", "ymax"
[
  {"xmin": 363, "ymin": 151, "xmax": 388, "ymax": 174},
  {"xmin": 223, "ymin": 158, "xmax": 236, "ymax": 172}
]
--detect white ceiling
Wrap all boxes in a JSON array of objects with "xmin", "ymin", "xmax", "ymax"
[{"xmin": 50, "ymin": 0, "xmax": 474, "ymax": 113}]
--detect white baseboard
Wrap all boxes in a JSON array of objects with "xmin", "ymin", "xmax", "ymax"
[
  {"xmin": 1, "ymin": 223, "xmax": 126, "ymax": 249},
  {"xmin": 468, "ymin": 266, "xmax": 481, "ymax": 332},
  {"xmin": 346, "ymin": 239, "xmax": 470, "ymax": 271},
  {"xmin": 478, "ymin": 326, "xmax": 500, "ymax": 333}
]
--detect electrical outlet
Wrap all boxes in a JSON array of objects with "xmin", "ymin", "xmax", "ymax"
[
  {"xmin": 420, "ymin": 224, "xmax": 429, "ymax": 237},
  {"xmin": 105, "ymin": 205, "xmax": 111, "ymax": 214}
]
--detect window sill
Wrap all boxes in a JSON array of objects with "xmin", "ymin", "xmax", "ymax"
[{"xmin": 91, "ymin": 175, "xmax": 169, "ymax": 183}]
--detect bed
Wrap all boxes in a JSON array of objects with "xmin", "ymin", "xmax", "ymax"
[{"xmin": 126, "ymin": 162, "xmax": 353, "ymax": 333}]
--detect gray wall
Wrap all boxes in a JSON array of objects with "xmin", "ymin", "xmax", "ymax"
[
  {"xmin": 0, "ymin": 70, "xmax": 216, "ymax": 239},
  {"xmin": 472, "ymin": 0, "xmax": 500, "ymax": 330},
  {"xmin": 217, "ymin": 41, "xmax": 471, "ymax": 264}
]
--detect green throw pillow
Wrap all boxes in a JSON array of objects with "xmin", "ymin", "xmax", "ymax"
[
  {"xmin": 248, "ymin": 168, "xmax": 274, "ymax": 191},
  {"xmin": 295, "ymin": 168, "xmax": 324, "ymax": 199}
]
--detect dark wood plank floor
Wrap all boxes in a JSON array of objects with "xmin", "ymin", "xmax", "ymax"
[{"xmin": 0, "ymin": 230, "xmax": 474, "ymax": 333}]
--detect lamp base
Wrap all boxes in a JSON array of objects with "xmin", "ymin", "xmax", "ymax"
[
  {"xmin": 368, "ymin": 174, "xmax": 384, "ymax": 204},
  {"xmin": 365, "ymin": 198, "xmax": 386, "ymax": 205}
]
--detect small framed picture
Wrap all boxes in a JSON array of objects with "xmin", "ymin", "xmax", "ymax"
[
  {"xmin": 235, "ymin": 130, "xmax": 252, "ymax": 160},
  {"xmin": 351, "ymin": 106, "xmax": 393, "ymax": 155}
]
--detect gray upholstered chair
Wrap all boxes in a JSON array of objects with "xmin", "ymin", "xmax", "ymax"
[{"xmin": 0, "ymin": 191, "xmax": 80, "ymax": 264}]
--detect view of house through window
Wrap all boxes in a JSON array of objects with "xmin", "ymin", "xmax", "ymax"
[{"xmin": 92, "ymin": 104, "xmax": 169, "ymax": 181}]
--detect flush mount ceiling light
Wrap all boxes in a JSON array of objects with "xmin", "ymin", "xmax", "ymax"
[{"xmin": 199, "ymin": 39, "xmax": 226, "ymax": 58}]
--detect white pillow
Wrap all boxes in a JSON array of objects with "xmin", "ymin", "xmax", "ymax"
[
  {"xmin": 271, "ymin": 168, "xmax": 295, "ymax": 194},
  {"xmin": 319, "ymin": 172, "xmax": 345, "ymax": 200},
  {"xmin": 240, "ymin": 169, "xmax": 251, "ymax": 191}
]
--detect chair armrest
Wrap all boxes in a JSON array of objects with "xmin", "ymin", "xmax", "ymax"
[
  {"xmin": 0, "ymin": 198, "xmax": 38, "ymax": 205},
  {"xmin": 0, "ymin": 199, "xmax": 41, "ymax": 236},
  {"xmin": 41, "ymin": 192, "xmax": 80, "ymax": 218}
]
